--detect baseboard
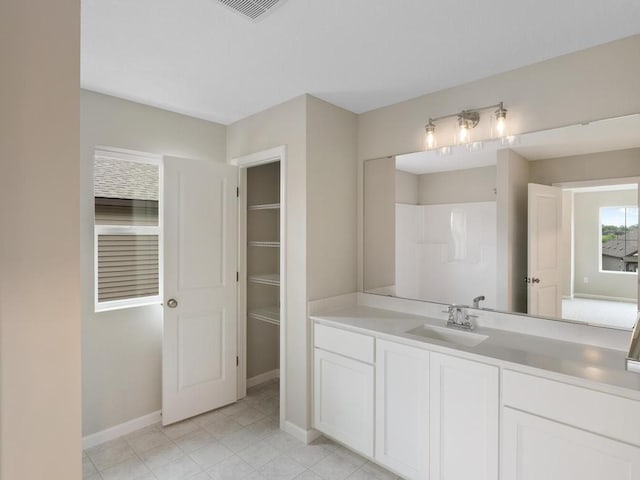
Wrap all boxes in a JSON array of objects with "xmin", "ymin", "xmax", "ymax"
[
  {"xmin": 82, "ymin": 410, "xmax": 162, "ymax": 450},
  {"xmin": 573, "ymin": 293, "xmax": 637, "ymax": 303},
  {"xmin": 247, "ymin": 369, "xmax": 280, "ymax": 388},
  {"xmin": 282, "ymin": 420, "xmax": 321, "ymax": 444}
]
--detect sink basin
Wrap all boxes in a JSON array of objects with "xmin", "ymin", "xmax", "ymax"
[{"xmin": 405, "ymin": 324, "xmax": 488, "ymax": 347}]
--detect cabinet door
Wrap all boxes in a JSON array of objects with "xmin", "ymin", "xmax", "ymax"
[
  {"xmin": 375, "ymin": 340, "xmax": 429, "ymax": 480},
  {"xmin": 502, "ymin": 407, "xmax": 640, "ymax": 479},
  {"xmin": 430, "ymin": 353, "xmax": 499, "ymax": 480},
  {"xmin": 313, "ymin": 348, "xmax": 374, "ymax": 457}
]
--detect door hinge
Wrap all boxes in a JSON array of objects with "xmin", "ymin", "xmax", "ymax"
[
  {"xmin": 236, "ymin": 271, "xmax": 239, "ymax": 282},
  {"xmin": 236, "ymin": 356, "xmax": 239, "ymax": 367},
  {"xmin": 236, "ymin": 187, "xmax": 239, "ymax": 198}
]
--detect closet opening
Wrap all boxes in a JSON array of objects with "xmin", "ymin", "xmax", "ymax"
[
  {"xmin": 233, "ymin": 146, "xmax": 286, "ymax": 427},
  {"xmin": 246, "ymin": 161, "xmax": 281, "ymax": 382}
]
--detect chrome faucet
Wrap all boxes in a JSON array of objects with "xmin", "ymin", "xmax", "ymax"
[
  {"xmin": 472, "ymin": 295, "xmax": 485, "ymax": 309},
  {"xmin": 443, "ymin": 305, "xmax": 476, "ymax": 330}
]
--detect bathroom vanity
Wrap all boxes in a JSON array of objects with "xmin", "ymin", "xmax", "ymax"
[{"xmin": 310, "ymin": 294, "xmax": 640, "ymax": 480}]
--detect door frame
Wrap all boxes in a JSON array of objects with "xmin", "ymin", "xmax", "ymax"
[{"xmin": 230, "ymin": 145, "xmax": 287, "ymax": 427}]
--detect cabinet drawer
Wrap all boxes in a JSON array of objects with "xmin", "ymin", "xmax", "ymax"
[
  {"xmin": 503, "ymin": 370, "xmax": 640, "ymax": 446},
  {"xmin": 502, "ymin": 407, "xmax": 640, "ymax": 480},
  {"xmin": 314, "ymin": 323, "xmax": 374, "ymax": 364}
]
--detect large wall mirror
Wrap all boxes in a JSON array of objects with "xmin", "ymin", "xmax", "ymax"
[{"xmin": 364, "ymin": 114, "xmax": 640, "ymax": 330}]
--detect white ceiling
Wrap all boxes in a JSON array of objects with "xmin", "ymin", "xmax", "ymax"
[
  {"xmin": 396, "ymin": 114, "xmax": 640, "ymax": 175},
  {"xmin": 81, "ymin": 0, "xmax": 640, "ymax": 125}
]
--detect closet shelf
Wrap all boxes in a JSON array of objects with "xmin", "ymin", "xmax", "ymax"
[
  {"xmin": 248, "ymin": 203, "xmax": 280, "ymax": 211},
  {"xmin": 248, "ymin": 241, "xmax": 280, "ymax": 248},
  {"xmin": 248, "ymin": 273, "xmax": 280, "ymax": 286},
  {"xmin": 248, "ymin": 306, "xmax": 280, "ymax": 326}
]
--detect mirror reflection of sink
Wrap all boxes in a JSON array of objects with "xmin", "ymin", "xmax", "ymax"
[{"xmin": 406, "ymin": 324, "xmax": 488, "ymax": 347}]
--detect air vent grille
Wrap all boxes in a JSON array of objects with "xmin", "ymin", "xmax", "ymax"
[{"xmin": 217, "ymin": 0, "xmax": 286, "ymax": 21}]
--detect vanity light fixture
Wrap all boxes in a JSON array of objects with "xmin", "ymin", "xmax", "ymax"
[
  {"xmin": 425, "ymin": 121, "xmax": 436, "ymax": 149},
  {"xmin": 457, "ymin": 111, "xmax": 480, "ymax": 144},
  {"xmin": 495, "ymin": 103, "xmax": 508, "ymax": 136},
  {"xmin": 424, "ymin": 102, "xmax": 508, "ymax": 150}
]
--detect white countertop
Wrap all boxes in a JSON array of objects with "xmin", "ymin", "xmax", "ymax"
[{"xmin": 311, "ymin": 304, "xmax": 640, "ymax": 396}]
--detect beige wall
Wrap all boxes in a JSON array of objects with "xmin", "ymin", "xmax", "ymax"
[
  {"xmin": 80, "ymin": 90, "xmax": 227, "ymax": 435},
  {"xmin": 358, "ymin": 36, "xmax": 640, "ymax": 161},
  {"xmin": 364, "ymin": 157, "xmax": 396, "ymax": 291},
  {"xmin": 496, "ymin": 149, "xmax": 530, "ymax": 312},
  {"xmin": 396, "ymin": 170, "xmax": 419, "ymax": 204},
  {"xmin": 306, "ymin": 96, "xmax": 358, "ymax": 301},
  {"xmin": 418, "ymin": 166, "xmax": 496, "ymax": 205},
  {"xmin": 573, "ymin": 190, "xmax": 638, "ymax": 301},
  {"xmin": 228, "ymin": 95, "xmax": 359, "ymax": 429},
  {"xmin": 357, "ymin": 34, "xmax": 640, "ymax": 291},
  {"xmin": 1, "ymin": 0, "xmax": 81, "ymax": 478},
  {"xmin": 529, "ymin": 148, "xmax": 640, "ymax": 185},
  {"xmin": 227, "ymin": 95, "xmax": 310, "ymax": 428}
]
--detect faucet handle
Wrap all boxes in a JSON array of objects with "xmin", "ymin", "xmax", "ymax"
[
  {"xmin": 442, "ymin": 305, "xmax": 456, "ymax": 323},
  {"xmin": 464, "ymin": 313, "xmax": 479, "ymax": 329}
]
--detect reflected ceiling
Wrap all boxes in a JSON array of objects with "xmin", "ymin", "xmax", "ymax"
[{"xmin": 396, "ymin": 114, "xmax": 640, "ymax": 175}]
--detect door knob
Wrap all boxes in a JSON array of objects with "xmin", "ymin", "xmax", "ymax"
[
  {"xmin": 531, "ymin": 277, "xmax": 540, "ymax": 284},
  {"xmin": 166, "ymin": 298, "xmax": 178, "ymax": 308}
]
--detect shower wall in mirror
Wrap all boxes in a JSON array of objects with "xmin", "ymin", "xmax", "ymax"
[{"xmin": 363, "ymin": 114, "xmax": 640, "ymax": 330}]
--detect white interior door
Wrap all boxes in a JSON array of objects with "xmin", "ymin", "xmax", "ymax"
[
  {"xmin": 162, "ymin": 156, "xmax": 238, "ymax": 425},
  {"xmin": 527, "ymin": 183, "xmax": 562, "ymax": 317}
]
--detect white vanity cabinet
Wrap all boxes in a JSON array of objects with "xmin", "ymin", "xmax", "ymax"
[
  {"xmin": 313, "ymin": 322, "xmax": 500, "ymax": 480},
  {"xmin": 375, "ymin": 342, "xmax": 499, "ymax": 480},
  {"xmin": 429, "ymin": 353, "xmax": 499, "ymax": 480},
  {"xmin": 501, "ymin": 370, "xmax": 640, "ymax": 479},
  {"xmin": 313, "ymin": 324, "xmax": 375, "ymax": 457},
  {"xmin": 311, "ymin": 315, "xmax": 640, "ymax": 480},
  {"xmin": 375, "ymin": 339, "xmax": 430, "ymax": 480}
]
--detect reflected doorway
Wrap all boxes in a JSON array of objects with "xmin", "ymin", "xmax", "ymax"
[{"xmin": 560, "ymin": 182, "xmax": 638, "ymax": 328}]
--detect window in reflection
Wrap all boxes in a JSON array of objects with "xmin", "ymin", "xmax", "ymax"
[{"xmin": 600, "ymin": 206, "xmax": 638, "ymax": 273}]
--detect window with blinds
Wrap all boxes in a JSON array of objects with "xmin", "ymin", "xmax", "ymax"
[{"xmin": 94, "ymin": 150, "xmax": 161, "ymax": 311}]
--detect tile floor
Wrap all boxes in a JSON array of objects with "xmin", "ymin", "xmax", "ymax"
[{"xmin": 83, "ymin": 380, "xmax": 401, "ymax": 480}]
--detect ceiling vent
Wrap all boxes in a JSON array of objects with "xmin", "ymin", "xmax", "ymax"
[{"xmin": 217, "ymin": 0, "xmax": 287, "ymax": 21}]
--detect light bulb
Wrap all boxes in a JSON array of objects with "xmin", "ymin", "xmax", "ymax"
[
  {"xmin": 457, "ymin": 114, "xmax": 473, "ymax": 144},
  {"xmin": 496, "ymin": 116, "xmax": 506, "ymax": 136},
  {"xmin": 425, "ymin": 121, "xmax": 436, "ymax": 150},
  {"xmin": 426, "ymin": 131, "xmax": 435, "ymax": 149},
  {"xmin": 495, "ymin": 104, "xmax": 507, "ymax": 137},
  {"xmin": 459, "ymin": 123, "xmax": 469, "ymax": 143}
]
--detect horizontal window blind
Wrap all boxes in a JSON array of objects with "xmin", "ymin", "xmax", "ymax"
[
  {"xmin": 95, "ymin": 198, "xmax": 158, "ymax": 226},
  {"xmin": 97, "ymin": 234, "xmax": 159, "ymax": 302}
]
